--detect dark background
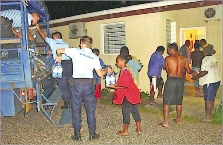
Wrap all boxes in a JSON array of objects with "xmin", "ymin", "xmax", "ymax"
[{"xmin": 45, "ymin": 1, "xmax": 159, "ymax": 20}]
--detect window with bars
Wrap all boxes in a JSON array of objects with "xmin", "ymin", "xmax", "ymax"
[
  {"xmin": 166, "ymin": 19, "xmax": 176, "ymax": 47},
  {"xmin": 103, "ymin": 22, "xmax": 126, "ymax": 54}
]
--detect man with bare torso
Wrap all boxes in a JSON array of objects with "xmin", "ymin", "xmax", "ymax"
[{"xmin": 158, "ymin": 43, "xmax": 192, "ymax": 127}]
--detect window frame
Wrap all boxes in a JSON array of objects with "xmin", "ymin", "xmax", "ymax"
[
  {"xmin": 101, "ymin": 22, "xmax": 126, "ymax": 55},
  {"xmin": 166, "ymin": 19, "xmax": 176, "ymax": 47}
]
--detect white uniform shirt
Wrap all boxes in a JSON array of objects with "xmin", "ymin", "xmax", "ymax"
[
  {"xmin": 45, "ymin": 37, "xmax": 70, "ymax": 60},
  {"xmin": 199, "ymin": 56, "xmax": 220, "ymax": 86},
  {"xmin": 0, "ymin": 9, "xmax": 33, "ymax": 28},
  {"xmin": 65, "ymin": 48, "xmax": 101, "ymax": 78}
]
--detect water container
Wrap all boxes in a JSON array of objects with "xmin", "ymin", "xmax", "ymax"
[
  {"xmin": 57, "ymin": 64, "xmax": 63, "ymax": 78},
  {"xmin": 52, "ymin": 64, "xmax": 58, "ymax": 78},
  {"xmin": 52, "ymin": 61, "xmax": 63, "ymax": 78},
  {"xmin": 105, "ymin": 72, "xmax": 116, "ymax": 87}
]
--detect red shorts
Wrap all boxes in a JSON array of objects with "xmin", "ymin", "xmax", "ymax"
[{"xmin": 94, "ymin": 84, "xmax": 101, "ymax": 98}]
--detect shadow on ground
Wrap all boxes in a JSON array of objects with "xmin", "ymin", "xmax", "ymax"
[{"xmin": 102, "ymin": 84, "xmax": 222, "ymax": 121}]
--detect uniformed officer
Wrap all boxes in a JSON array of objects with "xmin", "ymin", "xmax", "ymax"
[
  {"xmin": 56, "ymin": 36, "xmax": 109, "ymax": 141},
  {"xmin": 36, "ymin": 24, "xmax": 72, "ymax": 110}
]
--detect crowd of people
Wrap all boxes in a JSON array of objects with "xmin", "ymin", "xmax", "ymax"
[
  {"xmin": 53, "ymin": 35, "xmax": 220, "ymax": 140},
  {"xmin": 147, "ymin": 40, "xmax": 220, "ymax": 126},
  {"xmin": 1, "ymin": 8, "xmax": 221, "ymax": 141}
]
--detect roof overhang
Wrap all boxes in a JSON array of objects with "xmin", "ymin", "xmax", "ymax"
[{"xmin": 49, "ymin": 0, "xmax": 222, "ymax": 27}]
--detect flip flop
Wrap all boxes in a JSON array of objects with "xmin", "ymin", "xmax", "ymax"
[{"xmin": 157, "ymin": 123, "xmax": 169, "ymax": 127}]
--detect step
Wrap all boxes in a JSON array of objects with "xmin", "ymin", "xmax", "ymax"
[
  {"xmin": 47, "ymin": 87, "xmax": 61, "ymax": 104},
  {"xmin": 59, "ymin": 109, "xmax": 72, "ymax": 127}
]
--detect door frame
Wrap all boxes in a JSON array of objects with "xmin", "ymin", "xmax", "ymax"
[{"xmin": 180, "ymin": 27, "xmax": 206, "ymax": 47}]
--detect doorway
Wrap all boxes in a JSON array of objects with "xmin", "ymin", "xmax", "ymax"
[{"xmin": 180, "ymin": 27, "xmax": 206, "ymax": 83}]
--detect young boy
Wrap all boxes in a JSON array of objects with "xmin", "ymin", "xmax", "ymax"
[
  {"xmin": 92, "ymin": 48, "xmax": 105, "ymax": 107},
  {"xmin": 108, "ymin": 54, "xmax": 142, "ymax": 136}
]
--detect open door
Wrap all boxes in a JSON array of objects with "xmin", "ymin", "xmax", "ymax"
[{"xmin": 180, "ymin": 27, "xmax": 206, "ymax": 83}]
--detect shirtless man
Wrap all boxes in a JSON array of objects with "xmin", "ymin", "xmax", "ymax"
[{"xmin": 158, "ymin": 43, "xmax": 192, "ymax": 127}]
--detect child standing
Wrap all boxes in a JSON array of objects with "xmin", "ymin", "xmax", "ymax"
[
  {"xmin": 92, "ymin": 48, "xmax": 105, "ymax": 107},
  {"xmin": 108, "ymin": 54, "xmax": 142, "ymax": 136}
]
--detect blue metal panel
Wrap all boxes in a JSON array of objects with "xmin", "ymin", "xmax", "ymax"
[
  {"xmin": 20, "ymin": 49, "xmax": 32, "ymax": 88},
  {"xmin": 1, "ymin": 61, "xmax": 24, "ymax": 81},
  {"xmin": 0, "ymin": 1, "xmax": 60, "ymax": 126},
  {"xmin": 20, "ymin": 2, "xmax": 29, "ymax": 49},
  {"xmin": 1, "ymin": 74, "xmax": 24, "ymax": 81},
  {"xmin": 0, "ymin": 90, "xmax": 23, "ymax": 116},
  {"xmin": 1, "ymin": 81, "xmax": 26, "ymax": 89}
]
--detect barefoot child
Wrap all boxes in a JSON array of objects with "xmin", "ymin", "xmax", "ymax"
[{"xmin": 108, "ymin": 54, "xmax": 142, "ymax": 136}]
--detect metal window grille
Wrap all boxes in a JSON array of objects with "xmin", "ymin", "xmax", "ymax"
[
  {"xmin": 103, "ymin": 23, "xmax": 126, "ymax": 54},
  {"xmin": 166, "ymin": 19, "xmax": 176, "ymax": 46}
]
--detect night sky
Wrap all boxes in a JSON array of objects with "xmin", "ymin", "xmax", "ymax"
[{"xmin": 45, "ymin": 1, "xmax": 158, "ymax": 20}]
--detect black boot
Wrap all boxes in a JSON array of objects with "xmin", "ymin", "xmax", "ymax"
[
  {"xmin": 61, "ymin": 101, "xmax": 71, "ymax": 110},
  {"xmin": 89, "ymin": 132, "xmax": 100, "ymax": 141},
  {"xmin": 71, "ymin": 131, "xmax": 82, "ymax": 141}
]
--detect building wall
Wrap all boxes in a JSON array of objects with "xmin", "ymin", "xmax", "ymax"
[
  {"xmin": 176, "ymin": 5, "xmax": 222, "ymax": 87},
  {"xmin": 49, "ymin": 25, "xmax": 80, "ymax": 48},
  {"xmin": 49, "ymin": 4, "xmax": 222, "ymax": 92}
]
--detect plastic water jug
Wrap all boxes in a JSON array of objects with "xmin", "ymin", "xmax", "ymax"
[
  {"xmin": 105, "ymin": 72, "xmax": 116, "ymax": 87},
  {"xmin": 52, "ymin": 61, "xmax": 63, "ymax": 78},
  {"xmin": 57, "ymin": 64, "xmax": 63, "ymax": 78}
]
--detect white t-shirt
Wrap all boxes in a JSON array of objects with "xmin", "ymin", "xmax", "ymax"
[
  {"xmin": 199, "ymin": 56, "xmax": 220, "ymax": 86},
  {"xmin": 65, "ymin": 48, "xmax": 101, "ymax": 78},
  {"xmin": 45, "ymin": 38, "xmax": 70, "ymax": 60}
]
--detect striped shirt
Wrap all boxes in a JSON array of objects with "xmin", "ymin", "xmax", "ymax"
[{"xmin": 0, "ymin": 9, "xmax": 33, "ymax": 28}]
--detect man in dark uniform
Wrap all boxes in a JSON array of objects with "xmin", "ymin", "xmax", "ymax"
[
  {"xmin": 56, "ymin": 36, "xmax": 110, "ymax": 141},
  {"xmin": 36, "ymin": 24, "xmax": 72, "ymax": 110}
]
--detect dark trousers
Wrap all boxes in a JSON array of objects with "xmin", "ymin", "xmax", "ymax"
[
  {"xmin": 121, "ymin": 97, "xmax": 141, "ymax": 124},
  {"xmin": 70, "ymin": 81, "xmax": 96, "ymax": 134},
  {"xmin": 57, "ymin": 61, "xmax": 73, "ymax": 102}
]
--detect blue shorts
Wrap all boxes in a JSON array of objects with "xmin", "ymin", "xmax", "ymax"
[{"xmin": 203, "ymin": 81, "xmax": 220, "ymax": 101}]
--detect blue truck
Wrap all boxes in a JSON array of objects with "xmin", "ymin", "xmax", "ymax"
[{"xmin": 0, "ymin": 0, "xmax": 63, "ymax": 126}]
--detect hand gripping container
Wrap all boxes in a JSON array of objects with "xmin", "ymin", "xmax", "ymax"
[{"xmin": 52, "ymin": 61, "xmax": 63, "ymax": 78}]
